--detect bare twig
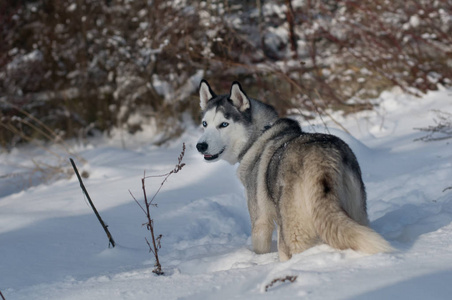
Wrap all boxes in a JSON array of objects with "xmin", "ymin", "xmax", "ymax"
[
  {"xmin": 0, "ymin": 99, "xmax": 85, "ymax": 163},
  {"xmin": 414, "ymin": 110, "xmax": 452, "ymax": 142},
  {"xmin": 285, "ymin": 0, "xmax": 298, "ymax": 59},
  {"xmin": 265, "ymin": 275, "xmax": 298, "ymax": 292},
  {"xmin": 0, "ymin": 122, "xmax": 64, "ymax": 160},
  {"xmin": 142, "ymin": 172, "xmax": 163, "ymax": 274},
  {"xmin": 131, "ymin": 143, "xmax": 186, "ymax": 275},
  {"xmin": 70, "ymin": 158, "xmax": 116, "ymax": 248},
  {"xmin": 0, "ymin": 290, "xmax": 5, "ymax": 300},
  {"xmin": 130, "ymin": 190, "xmax": 147, "ymax": 215}
]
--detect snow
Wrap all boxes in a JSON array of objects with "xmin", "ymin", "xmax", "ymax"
[
  {"xmin": 1, "ymin": 87, "xmax": 452, "ymax": 299},
  {"xmin": 6, "ymin": 49, "xmax": 43, "ymax": 72},
  {"xmin": 409, "ymin": 15, "xmax": 421, "ymax": 28}
]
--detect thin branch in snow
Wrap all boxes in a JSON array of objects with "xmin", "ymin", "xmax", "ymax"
[
  {"xmin": 70, "ymin": 158, "xmax": 116, "ymax": 248},
  {"xmin": 132, "ymin": 143, "xmax": 186, "ymax": 276},
  {"xmin": 414, "ymin": 110, "xmax": 452, "ymax": 142},
  {"xmin": 264, "ymin": 275, "xmax": 298, "ymax": 292}
]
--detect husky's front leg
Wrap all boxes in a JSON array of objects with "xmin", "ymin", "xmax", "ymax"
[
  {"xmin": 242, "ymin": 170, "xmax": 275, "ymax": 254},
  {"xmin": 251, "ymin": 217, "xmax": 274, "ymax": 254}
]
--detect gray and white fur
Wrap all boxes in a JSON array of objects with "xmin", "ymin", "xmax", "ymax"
[{"xmin": 196, "ymin": 80, "xmax": 392, "ymax": 261}]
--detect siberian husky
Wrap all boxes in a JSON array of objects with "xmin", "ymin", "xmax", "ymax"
[{"xmin": 196, "ymin": 80, "xmax": 392, "ymax": 261}]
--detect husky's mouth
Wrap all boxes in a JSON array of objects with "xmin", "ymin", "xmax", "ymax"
[{"xmin": 204, "ymin": 148, "xmax": 225, "ymax": 161}]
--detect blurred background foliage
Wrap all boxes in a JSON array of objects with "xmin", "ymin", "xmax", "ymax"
[{"xmin": 1, "ymin": 0, "xmax": 451, "ymax": 149}]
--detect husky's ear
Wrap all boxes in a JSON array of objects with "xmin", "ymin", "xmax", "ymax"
[
  {"xmin": 229, "ymin": 81, "xmax": 250, "ymax": 112},
  {"xmin": 199, "ymin": 79, "xmax": 216, "ymax": 111}
]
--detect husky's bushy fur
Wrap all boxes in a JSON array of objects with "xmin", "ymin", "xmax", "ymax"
[{"xmin": 196, "ymin": 80, "xmax": 392, "ymax": 261}]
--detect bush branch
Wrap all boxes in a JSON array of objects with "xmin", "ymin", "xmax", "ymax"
[
  {"xmin": 415, "ymin": 110, "xmax": 452, "ymax": 142},
  {"xmin": 130, "ymin": 143, "xmax": 186, "ymax": 275}
]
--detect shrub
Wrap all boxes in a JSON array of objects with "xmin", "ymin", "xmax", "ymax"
[{"xmin": 1, "ymin": 0, "xmax": 450, "ymax": 148}]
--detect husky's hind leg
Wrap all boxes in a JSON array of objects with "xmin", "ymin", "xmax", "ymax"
[
  {"xmin": 277, "ymin": 184, "xmax": 319, "ymax": 260},
  {"xmin": 279, "ymin": 221, "xmax": 318, "ymax": 260},
  {"xmin": 277, "ymin": 225, "xmax": 290, "ymax": 261}
]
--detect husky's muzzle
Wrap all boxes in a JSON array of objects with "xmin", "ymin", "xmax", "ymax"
[{"xmin": 196, "ymin": 142, "xmax": 225, "ymax": 161}]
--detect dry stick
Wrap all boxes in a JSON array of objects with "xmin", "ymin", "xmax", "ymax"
[
  {"xmin": 0, "ymin": 290, "xmax": 5, "ymax": 300},
  {"xmin": 130, "ymin": 143, "xmax": 186, "ymax": 276},
  {"xmin": 142, "ymin": 173, "xmax": 163, "ymax": 275},
  {"xmin": 265, "ymin": 275, "xmax": 298, "ymax": 292},
  {"xmin": 70, "ymin": 158, "xmax": 116, "ymax": 248},
  {"xmin": 443, "ymin": 186, "xmax": 452, "ymax": 193},
  {"xmin": 129, "ymin": 175, "xmax": 165, "ymax": 274}
]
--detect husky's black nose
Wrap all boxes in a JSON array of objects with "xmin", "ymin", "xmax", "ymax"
[{"xmin": 196, "ymin": 142, "xmax": 208, "ymax": 153}]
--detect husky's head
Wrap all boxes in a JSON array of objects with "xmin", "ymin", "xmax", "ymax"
[{"xmin": 196, "ymin": 80, "xmax": 278, "ymax": 164}]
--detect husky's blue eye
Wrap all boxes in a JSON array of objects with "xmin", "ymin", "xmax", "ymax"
[
  {"xmin": 202, "ymin": 121, "xmax": 207, "ymax": 127},
  {"xmin": 219, "ymin": 122, "xmax": 229, "ymax": 128}
]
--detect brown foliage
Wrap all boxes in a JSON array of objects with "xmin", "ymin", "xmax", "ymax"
[{"xmin": 1, "ymin": 0, "xmax": 450, "ymax": 148}]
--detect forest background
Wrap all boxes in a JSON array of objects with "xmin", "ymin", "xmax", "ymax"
[{"xmin": 1, "ymin": 0, "xmax": 451, "ymax": 149}]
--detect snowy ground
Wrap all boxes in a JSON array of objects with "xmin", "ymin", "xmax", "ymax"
[{"xmin": 1, "ymin": 87, "xmax": 452, "ymax": 299}]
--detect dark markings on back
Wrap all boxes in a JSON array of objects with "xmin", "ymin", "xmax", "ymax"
[
  {"xmin": 321, "ymin": 176, "xmax": 332, "ymax": 195},
  {"xmin": 265, "ymin": 119, "xmax": 303, "ymax": 203}
]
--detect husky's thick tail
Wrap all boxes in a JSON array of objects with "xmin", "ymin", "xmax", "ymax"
[{"xmin": 311, "ymin": 193, "xmax": 393, "ymax": 254}]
